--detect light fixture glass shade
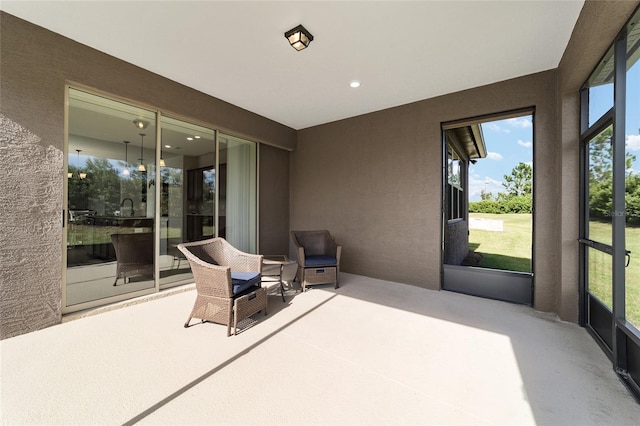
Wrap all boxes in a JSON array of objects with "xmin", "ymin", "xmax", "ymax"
[
  {"xmin": 133, "ymin": 119, "xmax": 148, "ymax": 129},
  {"xmin": 68, "ymin": 172, "xmax": 73, "ymax": 178},
  {"xmin": 285, "ymin": 25, "xmax": 313, "ymax": 51},
  {"xmin": 159, "ymin": 158, "xmax": 166, "ymax": 167},
  {"xmin": 122, "ymin": 168, "xmax": 130, "ymax": 176},
  {"xmin": 138, "ymin": 163, "xmax": 146, "ymax": 172},
  {"xmin": 79, "ymin": 172, "xmax": 87, "ymax": 179}
]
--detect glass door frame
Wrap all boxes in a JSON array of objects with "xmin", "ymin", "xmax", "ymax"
[
  {"xmin": 63, "ymin": 83, "xmax": 260, "ymax": 313},
  {"xmin": 579, "ymin": 31, "xmax": 640, "ymax": 401},
  {"xmin": 63, "ymin": 84, "xmax": 161, "ymax": 313}
]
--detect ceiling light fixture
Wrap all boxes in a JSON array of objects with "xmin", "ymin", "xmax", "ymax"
[
  {"xmin": 350, "ymin": 81, "xmax": 361, "ymax": 88},
  {"xmin": 133, "ymin": 119, "xmax": 148, "ymax": 129},
  {"xmin": 285, "ymin": 24, "xmax": 313, "ymax": 51}
]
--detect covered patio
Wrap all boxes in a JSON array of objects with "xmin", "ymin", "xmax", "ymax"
[{"xmin": 2, "ymin": 274, "xmax": 638, "ymax": 425}]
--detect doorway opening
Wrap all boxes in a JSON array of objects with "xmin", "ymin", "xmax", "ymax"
[{"xmin": 441, "ymin": 109, "xmax": 534, "ymax": 305}]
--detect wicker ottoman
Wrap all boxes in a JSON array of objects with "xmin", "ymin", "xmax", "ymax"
[
  {"xmin": 302, "ymin": 266, "xmax": 337, "ymax": 291},
  {"xmin": 233, "ymin": 286, "xmax": 268, "ymax": 335}
]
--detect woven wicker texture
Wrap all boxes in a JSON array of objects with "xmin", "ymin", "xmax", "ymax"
[
  {"xmin": 110, "ymin": 233, "xmax": 154, "ymax": 286},
  {"xmin": 291, "ymin": 230, "xmax": 342, "ymax": 291},
  {"xmin": 177, "ymin": 238, "xmax": 265, "ymax": 336}
]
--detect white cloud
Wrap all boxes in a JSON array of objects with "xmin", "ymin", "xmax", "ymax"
[
  {"xmin": 484, "ymin": 122, "xmax": 509, "ymax": 133},
  {"xmin": 469, "ymin": 176, "xmax": 503, "ymax": 200},
  {"xmin": 486, "ymin": 151, "xmax": 503, "ymax": 160},
  {"xmin": 517, "ymin": 139, "xmax": 532, "ymax": 148},
  {"xmin": 626, "ymin": 134, "xmax": 640, "ymax": 151},
  {"xmin": 507, "ymin": 117, "xmax": 532, "ymax": 128}
]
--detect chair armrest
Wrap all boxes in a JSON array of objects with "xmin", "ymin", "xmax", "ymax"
[
  {"xmin": 336, "ymin": 245, "xmax": 342, "ymax": 265},
  {"xmin": 297, "ymin": 246, "xmax": 306, "ymax": 267},
  {"xmin": 181, "ymin": 253, "xmax": 233, "ymax": 297}
]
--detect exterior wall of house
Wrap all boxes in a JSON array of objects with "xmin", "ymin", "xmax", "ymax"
[
  {"xmin": 292, "ymin": 70, "xmax": 560, "ymax": 312},
  {"xmin": 444, "ymin": 220, "xmax": 468, "ymax": 266},
  {"xmin": 0, "ymin": 12, "xmax": 295, "ymax": 339}
]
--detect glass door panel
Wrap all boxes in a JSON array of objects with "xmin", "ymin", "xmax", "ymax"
[
  {"xmin": 586, "ymin": 124, "xmax": 614, "ymax": 309},
  {"xmin": 159, "ymin": 116, "xmax": 215, "ymax": 288},
  {"xmin": 66, "ymin": 88, "xmax": 156, "ymax": 310},
  {"xmin": 219, "ymin": 134, "xmax": 257, "ymax": 253},
  {"xmin": 587, "ymin": 246, "xmax": 613, "ymax": 310},
  {"xmin": 625, "ymin": 27, "xmax": 640, "ymax": 330},
  {"xmin": 587, "ymin": 125, "xmax": 614, "ymax": 245}
]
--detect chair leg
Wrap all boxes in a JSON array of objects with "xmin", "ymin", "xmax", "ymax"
[
  {"xmin": 113, "ymin": 277, "xmax": 118, "ymax": 286},
  {"xmin": 228, "ymin": 304, "xmax": 234, "ymax": 337},
  {"xmin": 184, "ymin": 316, "xmax": 192, "ymax": 328}
]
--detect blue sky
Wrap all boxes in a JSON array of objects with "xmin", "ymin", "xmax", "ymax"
[
  {"xmin": 470, "ymin": 56, "xmax": 640, "ymax": 203},
  {"xmin": 469, "ymin": 116, "xmax": 533, "ymax": 202}
]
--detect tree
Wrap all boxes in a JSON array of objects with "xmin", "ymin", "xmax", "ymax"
[
  {"xmin": 480, "ymin": 190, "xmax": 493, "ymax": 200},
  {"xmin": 503, "ymin": 162, "xmax": 532, "ymax": 197},
  {"xmin": 587, "ymin": 126, "xmax": 639, "ymax": 223}
]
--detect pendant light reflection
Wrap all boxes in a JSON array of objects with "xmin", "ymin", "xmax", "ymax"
[
  {"xmin": 122, "ymin": 141, "xmax": 130, "ymax": 176},
  {"xmin": 68, "ymin": 149, "xmax": 87, "ymax": 179},
  {"xmin": 138, "ymin": 133, "xmax": 146, "ymax": 172},
  {"xmin": 78, "ymin": 149, "xmax": 87, "ymax": 180}
]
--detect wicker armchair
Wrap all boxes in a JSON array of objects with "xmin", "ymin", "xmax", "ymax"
[
  {"xmin": 291, "ymin": 230, "xmax": 342, "ymax": 291},
  {"xmin": 111, "ymin": 233, "xmax": 154, "ymax": 286},
  {"xmin": 178, "ymin": 238, "xmax": 267, "ymax": 336}
]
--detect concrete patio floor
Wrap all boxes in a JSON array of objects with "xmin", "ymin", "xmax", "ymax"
[{"xmin": 1, "ymin": 273, "xmax": 639, "ymax": 425}]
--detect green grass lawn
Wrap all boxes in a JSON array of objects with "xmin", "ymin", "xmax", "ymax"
[
  {"xmin": 468, "ymin": 213, "xmax": 639, "ymax": 328},
  {"xmin": 587, "ymin": 220, "xmax": 640, "ymax": 328},
  {"xmin": 468, "ymin": 213, "xmax": 532, "ymax": 273}
]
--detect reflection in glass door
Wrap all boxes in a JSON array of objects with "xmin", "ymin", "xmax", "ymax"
[
  {"xmin": 159, "ymin": 116, "xmax": 215, "ymax": 288},
  {"xmin": 65, "ymin": 88, "xmax": 156, "ymax": 311}
]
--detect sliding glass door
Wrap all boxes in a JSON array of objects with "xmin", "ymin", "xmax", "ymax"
[
  {"xmin": 65, "ymin": 88, "xmax": 259, "ymax": 312},
  {"xmin": 158, "ymin": 116, "xmax": 216, "ymax": 288},
  {"xmin": 65, "ymin": 88, "xmax": 157, "ymax": 310},
  {"xmin": 218, "ymin": 133, "xmax": 257, "ymax": 254}
]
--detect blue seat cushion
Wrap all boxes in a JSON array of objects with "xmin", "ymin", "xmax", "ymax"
[
  {"xmin": 305, "ymin": 255, "xmax": 337, "ymax": 267},
  {"xmin": 231, "ymin": 272, "xmax": 261, "ymax": 295}
]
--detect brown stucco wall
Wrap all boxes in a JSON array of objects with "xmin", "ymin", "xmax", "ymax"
[
  {"xmin": 0, "ymin": 12, "xmax": 294, "ymax": 339},
  {"xmin": 293, "ymin": 70, "xmax": 560, "ymax": 312},
  {"xmin": 259, "ymin": 143, "xmax": 291, "ymax": 255}
]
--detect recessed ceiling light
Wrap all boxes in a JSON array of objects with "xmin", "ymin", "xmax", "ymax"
[
  {"xmin": 194, "ymin": 135, "xmax": 201, "ymax": 139},
  {"xmin": 165, "ymin": 145, "xmax": 171, "ymax": 149},
  {"xmin": 187, "ymin": 137, "xmax": 193, "ymax": 141},
  {"xmin": 350, "ymin": 81, "xmax": 361, "ymax": 88}
]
